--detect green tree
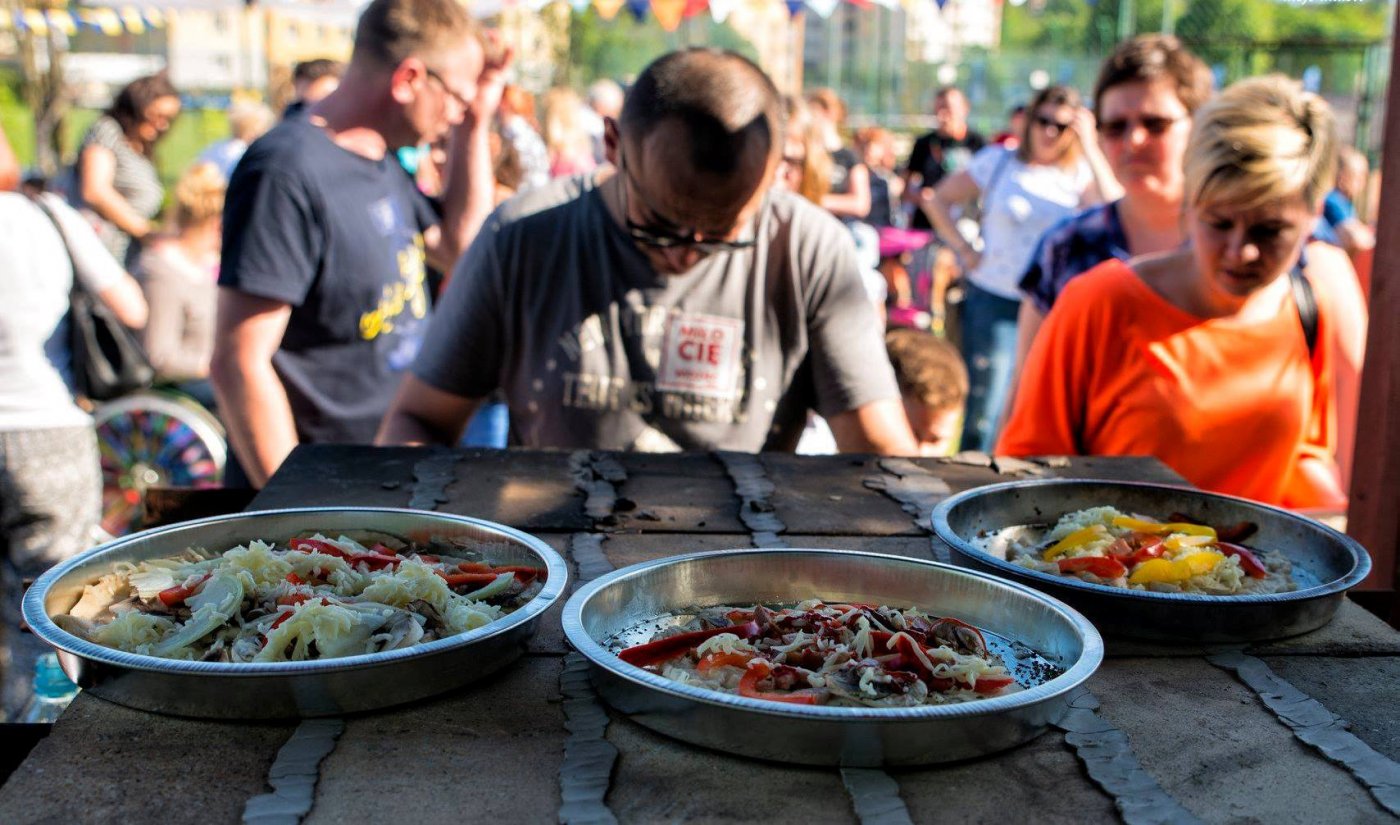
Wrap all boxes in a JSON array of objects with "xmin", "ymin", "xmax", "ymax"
[
  {"xmin": 563, "ymin": 9, "xmax": 758, "ymax": 87},
  {"xmin": 1176, "ymin": 0, "xmax": 1276, "ymax": 77}
]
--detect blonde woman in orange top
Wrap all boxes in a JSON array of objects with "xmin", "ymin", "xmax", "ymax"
[{"xmin": 997, "ymin": 75, "xmax": 1354, "ymax": 510}]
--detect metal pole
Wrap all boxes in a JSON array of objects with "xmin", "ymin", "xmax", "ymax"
[
  {"xmin": 1117, "ymin": 0, "xmax": 1135, "ymax": 42},
  {"xmin": 1161, "ymin": 0, "xmax": 1175, "ymax": 36}
]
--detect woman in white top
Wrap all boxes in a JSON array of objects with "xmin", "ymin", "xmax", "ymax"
[
  {"xmin": 920, "ymin": 84, "xmax": 1122, "ymax": 451},
  {"xmin": 0, "ymin": 186, "xmax": 145, "ymax": 719}
]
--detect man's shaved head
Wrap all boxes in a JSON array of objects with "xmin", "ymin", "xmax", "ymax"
[{"xmin": 620, "ymin": 49, "xmax": 782, "ymax": 175}]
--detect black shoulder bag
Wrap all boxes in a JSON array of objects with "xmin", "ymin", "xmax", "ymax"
[{"xmin": 30, "ymin": 196, "xmax": 154, "ymax": 401}]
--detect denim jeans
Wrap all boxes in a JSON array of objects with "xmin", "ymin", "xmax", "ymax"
[{"xmin": 958, "ymin": 282, "xmax": 1021, "ymax": 453}]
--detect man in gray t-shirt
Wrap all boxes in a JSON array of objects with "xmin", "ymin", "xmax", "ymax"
[{"xmin": 379, "ymin": 49, "xmax": 916, "ymax": 454}]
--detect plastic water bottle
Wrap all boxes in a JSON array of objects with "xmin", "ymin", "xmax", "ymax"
[{"xmin": 21, "ymin": 654, "xmax": 79, "ymax": 723}]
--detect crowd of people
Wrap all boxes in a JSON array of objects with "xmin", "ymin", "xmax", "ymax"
[{"xmin": 0, "ymin": 0, "xmax": 1378, "ymax": 716}]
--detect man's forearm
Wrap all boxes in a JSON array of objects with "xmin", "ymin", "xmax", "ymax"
[
  {"xmin": 211, "ymin": 357, "xmax": 300, "ymax": 487},
  {"xmin": 432, "ymin": 120, "xmax": 494, "ymax": 271}
]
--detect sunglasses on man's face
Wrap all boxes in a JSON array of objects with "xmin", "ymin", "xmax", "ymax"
[
  {"xmin": 1097, "ymin": 115, "xmax": 1182, "ymax": 140},
  {"xmin": 618, "ymin": 155, "xmax": 757, "ymax": 254},
  {"xmin": 1034, "ymin": 115, "xmax": 1073, "ymax": 136}
]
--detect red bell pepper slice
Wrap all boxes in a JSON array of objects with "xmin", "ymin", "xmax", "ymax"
[
  {"xmin": 436, "ymin": 571, "xmax": 504, "ymax": 588},
  {"xmin": 1057, "ymin": 556, "xmax": 1129, "ymax": 579},
  {"xmin": 696, "ymin": 651, "xmax": 753, "ymax": 674},
  {"xmin": 737, "ymin": 662, "xmax": 824, "ymax": 705},
  {"xmin": 618, "ymin": 621, "xmax": 761, "ymax": 667},
  {"xmin": 289, "ymin": 538, "xmax": 351, "ymax": 559},
  {"xmin": 1125, "ymin": 536, "xmax": 1166, "ymax": 567},
  {"xmin": 286, "ymin": 573, "xmax": 305, "ymax": 585},
  {"xmin": 1218, "ymin": 542, "xmax": 1269, "ymax": 579},
  {"xmin": 970, "ymin": 675, "xmax": 1015, "ymax": 694},
  {"xmin": 157, "ymin": 573, "xmax": 211, "ymax": 607}
]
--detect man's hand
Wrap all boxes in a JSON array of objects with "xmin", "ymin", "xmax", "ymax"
[
  {"xmin": 376, "ymin": 374, "xmax": 483, "ymax": 447},
  {"xmin": 468, "ymin": 31, "xmax": 513, "ymax": 127},
  {"xmin": 828, "ymin": 398, "xmax": 919, "ymax": 456}
]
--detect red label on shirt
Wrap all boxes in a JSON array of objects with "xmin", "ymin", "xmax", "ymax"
[{"xmin": 656, "ymin": 313, "xmax": 744, "ymax": 399}]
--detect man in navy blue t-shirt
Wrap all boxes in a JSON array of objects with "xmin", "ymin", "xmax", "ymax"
[{"xmin": 212, "ymin": 0, "xmax": 506, "ymax": 486}]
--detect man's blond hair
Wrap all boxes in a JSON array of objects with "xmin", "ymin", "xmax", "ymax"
[{"xmin": 353, "ymin": 0, "xmax": 480, "ymax": 70}]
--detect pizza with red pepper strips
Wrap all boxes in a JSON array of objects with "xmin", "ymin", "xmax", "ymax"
[
  {"xmin": 977, "ymin": 506, "xmax": 1297, "ymax": 595},
  {"xmin": 618, "ymin": 600, "xmax": 1018, "ymax": 707},
  {"xmin": 54, "ymin": 534, "xmax": 546, "ymax": 662}
]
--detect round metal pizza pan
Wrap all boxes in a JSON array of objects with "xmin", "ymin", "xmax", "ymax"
[
  {"xmin": 23, "ymin": 507, "xmax": 568, "ymax": 718},
  {"xmin": 932, "ymin": 479, "xmax": 1370, "ymax": 642},
  {"xmin": 563, "ymin": 548, "xmax": 1102, "ymax": 767}
]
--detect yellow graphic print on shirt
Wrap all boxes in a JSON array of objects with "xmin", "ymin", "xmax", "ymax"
[{"xmin": 359, "ymin": 234, "xmax": 429, "ymax": 341}]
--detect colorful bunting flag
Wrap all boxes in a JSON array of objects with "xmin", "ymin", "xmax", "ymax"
[
  {"xmin": 784, "ymin": 0, "xmax": 803, "ymax": 15},
  {"xmin": 683, "ymin": 0, "xmax": 709, "ymax": 17},
  {"xmin": 21, "ymin": 8, "xmax": 48, "ymax": 35},
  {"xmin": 594, "ymin": 0, "xmax": 626, "ymax": 19},
  {"xmin": 805, "ymin": 0, "xmax": 838, "ymax": 16},
  {"xmin": 651, "ymin": 0, "xmax": 686, "ymax": 29},
  {"xmin": 48, "ymin": 9, "xmax": 77, "ymax": 35},
  {"xmin": 120, "ymin": 6, "xmax": 146, "ymax": 33},
  {"xmin": 143, "ymin": 7, "xmax": 165, "ymax": 29},
  {"xmin": 625, "ymin": 0, "xmax": 650, "ymax": 20},
  {"xmin": 708, "ymin": 0, "xmax": 737, "ymax": 22}
]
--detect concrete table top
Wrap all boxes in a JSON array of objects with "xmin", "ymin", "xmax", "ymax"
[{"xmin": 3, "ymin": 447, "xmax": 1396, "ymax": 824}]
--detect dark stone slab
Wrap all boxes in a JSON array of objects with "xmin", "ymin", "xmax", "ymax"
[
  {"xmin": 1091, "ymin": 658, "xmax": 1390, "ymax": 823},
  {"xmin": 604, "ymin": 713, "xmax": 854, "ymax": 823},
  {"xmin": 1105, "ymin": 600, "xmax": 1400, "ymax": 659},
  {"xmin": 896, "ymin": 729, "xmax": 1119, "ymax": 823},
  {"xmin": 1261, "ymin": 655, "xmax": 1400, "ymax": 763},
  {"xmin": 763, "ymin": 453, "xmax": 931, "ymax": 537},
  {"xmin": 598, "ymin": 534, "xmax": 938, "ymax": 571},
  {"xmin": 0, "ymin": 694, "xmax": 292, "ymax": 823},
  {"xmin": 305, "ymin": 657, "xmax": 566, "ymax": 825}
]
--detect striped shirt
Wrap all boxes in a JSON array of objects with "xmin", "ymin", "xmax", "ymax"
[{"xmin": 72, "ymin": 116, "xmax": 164, "ymax": 266}]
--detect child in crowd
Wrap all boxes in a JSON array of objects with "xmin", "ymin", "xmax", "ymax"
[{"xmin": 885, "ymin": 328, "xmax": 968, "ymax": 456}]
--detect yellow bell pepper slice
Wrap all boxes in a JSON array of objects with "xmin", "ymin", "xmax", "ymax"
[
  {"xmin": 1128, "ymin": 552, "xmax": 1225, "ymax": 585},
  {"xmin": 1044, "ymin": 526, "xmax": 1107, "ymax": 561},
  {"xmin": 1112, "ymin": 516, "xmax": 1216, "ymax": 538},
  {"xmin": 1164, "ymin": 534, "xmax": 1215, "ymax": 552},
  {"xmin": 1180, "ymin": 551, "xmax": 1224, "ymax": 575}
]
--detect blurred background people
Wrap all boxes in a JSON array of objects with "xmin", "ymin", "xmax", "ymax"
[
  {"xmin": 72, "ymin": 72, "xmax": 181, "ymax": 268},
  {"xmin": 542, "ymin": 87, "xmax": 597, "ymax": 178},
  {"xmin": 197, "ymin": 99, "xmax": 276, "ymax": 181},
  {"xmin": 1014, "ymin": 36, "xmax": 1213, "ymax": 398},
  {"xmin": 886, "ymin": 328, "xmax": 969, "ymax": 456},
  {"xmin": 1, "ymin": 131, "xmax": 147, "ymax": 717},
  {"xmin": 585, "ymin": 78, "xmax": 625, "ymax": 165},
  {"xmin": 499, "ymin": 84, "xmax": 549, "ymax": 191},
  {"xmin": 902, "ymin": 87, "xmax": 985, "ymax": 231},
  {"xmin": 137, "ymin": 163, "xmax": 225, "ymax": 406},
  {"xmin": 853, "ymin": 126, "xmax": 901, "ymax": 229},
  {"xmin": 286, "ymin": 58, "xmax": 344, "ymax": 116},
  {"xmin": 921, "ymin": 84, "xmax": 1120, "ymax": 452},
  {"xmin": 999, "ymin": 75, "xmax": 1358, "ymax": 510},
  {"xmin": 992, "ymin": 104, "xmax": 1027, "ymax": 149}
]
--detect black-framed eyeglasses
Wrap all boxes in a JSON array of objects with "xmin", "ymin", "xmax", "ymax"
[
  {"xmin": 1033, "ymin": 114, "xmax": 1073, "ymax": 136},
  {"xmin": 1098, "ymin": 115, "xmax": 1182, "ymax": 140},
  {"xmin": 617, "ymin": 154, "xmax": 758, "ymax": 254},
  {"xmin": 423, "ymin": 66, "xmax": 470, "ymax": 110}
]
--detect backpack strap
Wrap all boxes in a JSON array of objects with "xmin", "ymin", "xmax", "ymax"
[{"xmin": 1289, "ymin": 264, "xmax": 1318, "ymax": 361}]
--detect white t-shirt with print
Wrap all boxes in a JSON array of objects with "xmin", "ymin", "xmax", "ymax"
[{"xmin": 967, "ymin": 146, "xmax": 1092, "ymax": 300}]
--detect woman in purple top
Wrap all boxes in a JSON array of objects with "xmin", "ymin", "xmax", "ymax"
[{"xmin": 1012, "ymin": 35, "xmax": 1213, "ymax": 388}]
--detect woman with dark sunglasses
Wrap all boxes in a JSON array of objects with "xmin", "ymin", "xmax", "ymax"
[{"xmin": 918, "ymin": 84, "xmax": 1120, "ymax": 452}]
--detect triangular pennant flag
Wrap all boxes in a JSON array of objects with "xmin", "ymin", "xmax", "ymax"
[
  {"xmin": 120, "ymin": 6, "xmax": 146, "ymax": 33},
  {"xmin": 805, "ymin": 0, "xmax": 838, "ymax": 16},
  {"xmin": 595, "ymin": 0, "xmax": 626, "ymax": 19},
  {"xmin": 785, "ymin": 0, "xmax": 804, "ymax": 15},
  {"xmin": 683, "ymin": 0, "xmax": 709, "ymax": 17},
  {"xmin": 22, "ymin": 9, "xmax": 49, "ymax": 35},
  {"xmin": 96, "ymin": 8, "xmax": 124, "ymax": 35},
  {"xmin": 652, "ymin": 0, "xmax": 686, "ymax": 29},
  {"xmin": 625, "ymin": 0, "xmax": 650, "ymax": 20},
  {"xmin": 933, "ymin": 0, "xmax": 948, "ymax": 8},
  {"xmin": 708, "ymin": 0, "xmax": 738, "ymax": 22},
  {"xmin": 0, "ymin": 12, "xmax": 11, "ymax": 30},
  {"xmin": 869, "ymin": 0, "xmax": 898, "ymax": 8},
  {"xmin": 143, "ymin": 7, "xmax": 165, "ymax": 28},
  {"xmin": 47, "ymin": 10, "xmax": 77, "ymax": 35}
]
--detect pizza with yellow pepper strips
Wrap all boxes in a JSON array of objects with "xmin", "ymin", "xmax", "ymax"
[{"xmin": 984, "ymin": 507, "xmax": 1297, "ymax": 595}]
